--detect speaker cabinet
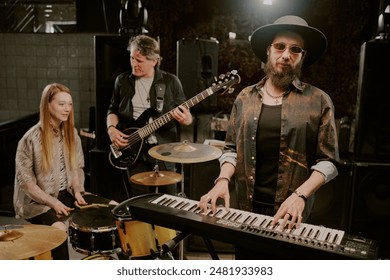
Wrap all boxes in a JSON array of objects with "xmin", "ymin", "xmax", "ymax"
[
  {"xmin": 354, "ymin": 39, "xmax": 390, "ymax": 162},
  {"xmin": 94, "ymin": 35, "xmax": 132, "ymax": 150},
  {"xmin": 309, "ymin": 161, "xmax": 353, "ymax": 231},
  {"xmin": 350, "ymin": 163, "xmax": 390, "ymax": 259},
  {"xmin": 89, "ymin": 148, "xmax": 129, "ymax": 203},
  {"xmin": 177, "ymin": 39, "xmax": 219, "ymax": 113},
  {"xmin": 184, "ymin": 159, "xmax": 235, "ymax": 253}
]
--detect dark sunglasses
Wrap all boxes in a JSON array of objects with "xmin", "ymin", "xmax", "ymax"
[{"xmin": 270, "ymin": 42, "xmax": 304, "ymax": 54}]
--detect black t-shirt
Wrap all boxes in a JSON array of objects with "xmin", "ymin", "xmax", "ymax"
[{"xmin": 254, "ymin": 104, "xmax": 281, "ymax": 206}]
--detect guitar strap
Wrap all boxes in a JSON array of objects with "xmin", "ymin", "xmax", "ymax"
[{"xmin": 155, "ymin": 83, "xmax": 166, "ymax": 113}]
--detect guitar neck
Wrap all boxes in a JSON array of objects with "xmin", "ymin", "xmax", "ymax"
[{"xmin": 135, "ymin": 87, "xmax": 213, "ymax": 140}]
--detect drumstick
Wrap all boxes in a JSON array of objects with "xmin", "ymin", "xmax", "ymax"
[
  {"xmin": 79, "ymin": 203, "xmax": 109, "ymax": 209},
  {"xmin": 55, "ymin": 208, "xmax": 75, "ymax": 218}
]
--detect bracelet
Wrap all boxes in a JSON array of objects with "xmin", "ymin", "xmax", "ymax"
[
  {"xmin": 106, "ymin": 124, "xmax": 116, "ymax": 133},
  {"xmin": 293, "ymin": 190, "xmax": 308, "ymax": 202},
  {"xmin": 214, "ymin": 177, "xmax": 230, "ymax": 185}
]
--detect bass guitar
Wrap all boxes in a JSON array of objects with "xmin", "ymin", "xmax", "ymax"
[{"xmin": 108, "ymin": 70, "xmax": 240, "ymax": 170}]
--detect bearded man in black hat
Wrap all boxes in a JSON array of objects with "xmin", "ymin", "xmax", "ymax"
[{"xmin": 199, "ymin": 15, "xmax": 340, "ymax": 259}]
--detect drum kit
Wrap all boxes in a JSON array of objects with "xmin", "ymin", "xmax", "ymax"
[
  {"xmin": 0, "ymin": 141, "xmax": 222, "ymax": 260},
  {"xmin": 116, "ymin": 141, "xmax": 222, "ymax": 260}
]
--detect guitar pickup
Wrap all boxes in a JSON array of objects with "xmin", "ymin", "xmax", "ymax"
[{"xmin": 110, "ymin": 144, "xmax": 122, "ymax": 158}]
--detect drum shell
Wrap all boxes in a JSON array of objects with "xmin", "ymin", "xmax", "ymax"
[
  {"xmin": 115, "ymin": 218, "xmax": 158, "ymax": 258},
  {"xmin": 69, "ymin": 205, "xmax": 121, "ymax": 255},
  {"xmin": 154, "ymin": 225, "xmax": 177, "ymax": 246}
]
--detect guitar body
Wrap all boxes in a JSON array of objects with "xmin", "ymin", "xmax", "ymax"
[
  {"xmin": 108, "ymin": 127, "xmax": 144, "ymax": 170},
  {"xmin": 108, "ymin": 108, "xmax": 157, "ymax": 170}
]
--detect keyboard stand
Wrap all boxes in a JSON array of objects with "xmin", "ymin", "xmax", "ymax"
[{"xmin": 202, "ymin": 237, "xmax": 220, "ymax": 260}]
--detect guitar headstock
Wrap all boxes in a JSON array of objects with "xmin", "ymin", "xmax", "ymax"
[{"xmin": 211, "ymin": 70, "xmax": 241, "ymax": 95}]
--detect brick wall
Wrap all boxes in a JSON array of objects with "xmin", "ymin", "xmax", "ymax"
[{"xmin": 0, "ymin": 33, "xmax": 96, "ymax": 130}]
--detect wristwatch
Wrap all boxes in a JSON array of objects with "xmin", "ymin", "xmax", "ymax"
[{"xmin": 293, "ymin": 190, "xmax": 307, "ymax": 202}]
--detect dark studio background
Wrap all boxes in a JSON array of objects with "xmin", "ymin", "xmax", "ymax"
[
  {"xmin": 76, "ymin": 0, "xmax": 381, "ymax": 118},
  {"xmin": 1, "ymin": 0, "xmax": 390, "ymax": 259}
]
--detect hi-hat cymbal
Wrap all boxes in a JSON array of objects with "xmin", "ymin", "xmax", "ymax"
[
  {"xmin": 130, "ymin": 171, "xmax": 182, "ymax": 186},
  {"xmin": 0, "ymin": 224, "xmax": 67, "ymax": 260},
  {"xmin": 148, "ymin": 141, "xmax": 222, "ymax": 164}
]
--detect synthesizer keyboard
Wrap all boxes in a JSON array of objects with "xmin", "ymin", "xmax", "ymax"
[{"xmin": 117, "ymin": 193, "xmax": 378, "ymax": 260}]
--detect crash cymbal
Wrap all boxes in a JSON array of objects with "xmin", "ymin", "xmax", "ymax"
[
  {"xmin": 130, "ymin": 171, "xmax": 182, "ymax": 186},
  {"xmin": 0, "ymin": 224, "xmax": 67, "ymax": 260},
  {"xmin": 148, "ymin": 141, "xmax": 222, "ymax": 164}
]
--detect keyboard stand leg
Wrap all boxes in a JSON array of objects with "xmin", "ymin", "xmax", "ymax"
[{"xmin": 202, "ymin": 238, "xmax": 219, "ymax": 260}]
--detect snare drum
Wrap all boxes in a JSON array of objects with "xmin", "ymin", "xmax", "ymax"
[
  {"xmin": 69, "ymin": 205, "xmax": 120, "ymax": 255},
  {"xmin": 112, "ymin": 198, "xmax": 159, "ymax": 259}
]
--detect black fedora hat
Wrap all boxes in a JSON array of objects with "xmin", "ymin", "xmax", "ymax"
[{"xmin": 250, "ymin": 15, "xmax": 327, "ymax": 67}]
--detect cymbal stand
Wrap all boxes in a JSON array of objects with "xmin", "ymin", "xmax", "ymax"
[
  {"xmin": 175, "ymin": 162, "xmax": 187, "ymax": 260},
  {"xmin": 152, "ymin": 163, "xmax": 186, "ymax": 260},
  {"xmin": 177, "ymin": 163, "xmax": 187, "ymax": 198},
  {"xmin": 153, "ymin": 164, "xmax": 160, "ymax": 194}
]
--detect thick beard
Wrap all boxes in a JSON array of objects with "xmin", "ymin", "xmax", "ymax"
[{"xmin": 264, "ymin": 60, "xmax": 302, "ymax": 89}]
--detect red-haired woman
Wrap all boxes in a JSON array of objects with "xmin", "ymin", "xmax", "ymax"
[{"xmin": 14, "ymin": 83, "xmax": 115, "ymax": 259}]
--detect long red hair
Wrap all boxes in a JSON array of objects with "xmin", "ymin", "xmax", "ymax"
[{"xmin": 39, "ymin": 83, "xmax": 76, "ymax": 173}]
